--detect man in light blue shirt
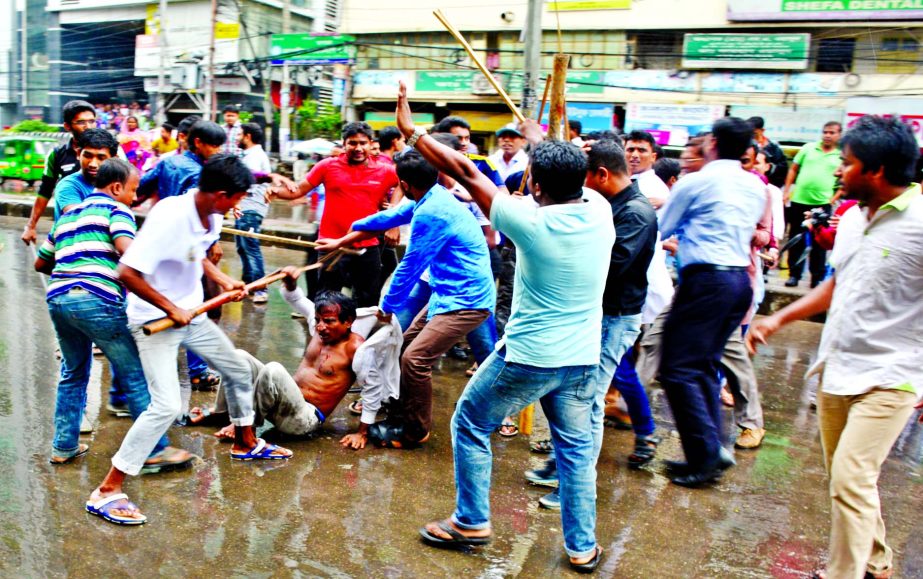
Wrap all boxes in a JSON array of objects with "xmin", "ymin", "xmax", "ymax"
[
  {"xmin": 53, "ymin": 128, "xmax": 119, "ymax": 219},
  {"xmin": 390, "ymin": 81, "xmax": 613, "ymax": 572},
  {"xmin": 317, "ymin": 149, "xmax": 494, "ymax": 450},
  {"xmin": 656, "ymin": 117, "xmax": 767, "ymax": 488}
]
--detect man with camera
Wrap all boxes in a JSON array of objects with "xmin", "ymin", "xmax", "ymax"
[{"xmin": 783, "ymin": 121, "xmax": 842, "ymax": 288}]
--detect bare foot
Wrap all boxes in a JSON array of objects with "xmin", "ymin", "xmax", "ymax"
[{"xmin": 213, "ymin": 424, "xmax": 235, "ymax": 440}]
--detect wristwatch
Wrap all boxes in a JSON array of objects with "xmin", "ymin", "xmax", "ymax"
[{"xmin": 406, "ymin": 127, "xmax": 427, "ymax": 149}]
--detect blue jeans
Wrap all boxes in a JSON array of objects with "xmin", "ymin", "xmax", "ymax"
[
  {"xmin": 451, "ymin": 347, "xmax": 597, "ymax": 558},
  {"xmin": 235, "ymin": 211, "xmax": 266, "ymax": 285},
  {"xmin": 394, "ymin": 280, "xmax": 433, "ymax": 332},
  {"xmin": 48, "ymin": 290, "xmax": 168, "ymax": 458},
  {"xmin": 591, "ymin": 314, "xmax": 642, "ymax": 458},
  {"xmin": 466, "ymin": 314, "xmax": 497, "ymax": 365},
  {"xmin": 612, "ymin": 348, "xmax": 656, "ymax": 437}
]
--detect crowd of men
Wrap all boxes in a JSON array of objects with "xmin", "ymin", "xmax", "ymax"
[{"xmin": 20, "ymin": 89, "xmax": 922, "ymax": 579}]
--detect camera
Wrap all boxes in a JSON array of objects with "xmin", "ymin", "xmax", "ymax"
[{"xmin": 807, "ymin": 207, "xmax": 831, "ymax": 228}]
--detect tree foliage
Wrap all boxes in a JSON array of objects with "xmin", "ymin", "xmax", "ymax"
[
  {"xmin": 292, "ymin": 99, "xmax": 341, "ymax": 140},
  {"xmin": 6, "ymin": 120, "xmax": 61, "ymax": 133}
]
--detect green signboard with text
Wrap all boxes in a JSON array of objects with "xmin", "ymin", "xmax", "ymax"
[
  {"xmin": 415, "ymin": 70, "xmax": 604, "ymax": 95},
  {"xmin": 728, "ymin": 0, "xmax": 923, "ymax": 21},
  {"xmin": 682, "ymin": 33, "xmax": 810, "ymax": 70},
  {"xmin": 269, "ymin": 34, "xmax": 356, "ymax": 65}
]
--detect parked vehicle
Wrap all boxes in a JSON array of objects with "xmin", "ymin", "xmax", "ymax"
[{"xmin": 0, "ymin": 136, "xmax": 58, "ymax": 185}]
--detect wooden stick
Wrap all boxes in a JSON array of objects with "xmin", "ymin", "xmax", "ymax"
[
  {"xmin": 222, "ymin": 227, "xmax": 361, "ymax": 254},
  {"xmin": 547, "ymin": 54, "xmax": 570, "ymax": 141},
  {"xmin": 140, "ymin": 247, "xmax": 349, "ymax": 336},
  {"xmin": 434, "ymin": 10, "xmax": 525, "ymax": 123},
  {"xmin": 516, "ymin": 74, "xmax": 552, "ymax": 196},
  {"xmin": 519, "ymin": 403, "xmax": 535, "ymax": 436}
]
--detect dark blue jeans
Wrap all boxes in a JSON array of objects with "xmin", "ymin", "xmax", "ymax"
[
  {"xmin": 658, "ymin": 267, "xmax": 753, "ymax": 469},
  {"xmin": 235, "ymin": 211, "xmax": 266, "ymax": 285},
  {"xmin": 48, "ymin": 290, "xmax": 168, "ymax": 458},
  {"xmin": 612, "ymin": 348, "xmax": 656, "ymax": 437}
]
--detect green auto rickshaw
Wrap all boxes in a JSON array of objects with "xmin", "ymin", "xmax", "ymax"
[{"xmin": 0, "ymin": 136, "xmax": 59, "ymax": 186}]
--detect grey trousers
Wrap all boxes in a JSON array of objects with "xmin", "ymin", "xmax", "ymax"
[
  {"xmin": 214, "ymin": 350, "xmax": 322, "ymax": 436},
  {"xmin": 636, "ymin": 304, "xmax": 764, "ymax": 431}
]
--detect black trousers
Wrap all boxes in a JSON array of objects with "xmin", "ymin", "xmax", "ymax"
[
  {"xmin": 786, "ymin": 201, "xmax": 829, "ymax": 285},
  {"xmin": 306, "ymin": 246, "xmax": 383, "ymax": 308},
  {"xmin": 658, "ymin": 266, "xmax": 753, "ymax": 469}
]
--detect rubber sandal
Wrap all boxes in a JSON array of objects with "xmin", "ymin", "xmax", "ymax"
[
  {"xmin": 86, "ymin": 493, "xmax": 147, "ymax": 525},
  {"xmin": 50, "ymin": 443, "xmax": 89, "ymax": 465},
  {"xmin": 231, "ymin": 438, "xmax": 292, "ymax": 461},
  {"xmin": 419, "ymin": 520, "xmax": 491, "ymax": 549},
  {"xmin": 570, "ymin": 546, "xmax": 603, "ymax": 574},
  {"xmin": 530, "ymin": 438, "xmax": 554, "ymax": 454},
  {"xmin": 627, "ymin": 434, "xmax": 661, "ymax": 469},
  {"xmin": 141, "ymin": 447, "xmax": 197, "ymax": 475},
  {"xmin": 497, "ymin": 422, "xmax": 519, "ymax": 437},
  {"xmin": 348, "ymin": 399, "xmax": 363, "ymax": 416},
  {"xmin": 190, "ymin": 370, "xmax": 221, "ymax": 392}
]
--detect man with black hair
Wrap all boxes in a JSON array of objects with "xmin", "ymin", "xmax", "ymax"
[
  {"xmin": 137, "ymin": 119, "xmax": 226, "ymax": 206},
  {"xmin": 747, "ymin": 115, "xmax": 922, "ymax": 579},
  {"xmin": 625, "ymin": 129, "xmax": 669, "ymax": 210},
  {"xmin": 53, "ymin": 128, "xmax": 119, "ymax": 219},
  {"xmin": 394, "ymin": 82, "xmax": 612, "ymax": 572},
  {"xmin": 84, "ymin": 154, "xmax": 293, "ymax": 526},
  {"xmin": 746, "ymin": 116, "xmax": 787, "ymax": 188},
  {"xmin": 490, "ymin": 124, "xmax": 529, "ymax": 180},
  {"xmin": 22, "ymin": 100, "xmax": 97, "ymax": 245},
  {"xmin": 656, "ymin": 117, "xmax": 767, "ymax": 488},
  {"xmin": 525, "ymin": 138, "xmax": 659, "ymax": 509},
  {"xmin": 36, "ymin": 158, "xmax": 190, "ymax": 472},
  {"xmin": 221, "ymin": 104, "xmax": 243, "ymax": 156},
  {"xmin": 568, "ymin": 119, "xmax": 584, "ymax": 146},
  {"xmin": 280, "ymin": 122, "xmax": 399, "ymax": 307},
  {"xmin": 377, "ymin": 126, "xmax": 405, "ymax": 162},
  {"xmin": 653, "ymin": 157, "xmax": 681, "ymax": 190},
  {"xmin": 151, "ymin": 123, "xmax": 178, "ymax": 157},
  {"xmin": 318, "ymin": 148, "xmax": 494, "ymax": 449},
  {"xmin": 189, "ymin": 280, "xmax": 368, "ymax": 443},
  {"xmin": 783, "ymin": 121, "xmax": 843, "ymax": 288}
]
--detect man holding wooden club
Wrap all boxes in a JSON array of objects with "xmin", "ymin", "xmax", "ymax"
[{"xmin": 85, "ymin": 154, "xmax": 292, "ymax": 527}]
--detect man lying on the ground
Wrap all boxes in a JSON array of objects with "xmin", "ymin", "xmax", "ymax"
[{"xmin": 190, "ymin": 267, "xmax": 402, "ymax": 449}]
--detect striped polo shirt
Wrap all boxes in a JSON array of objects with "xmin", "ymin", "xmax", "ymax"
[{"xmin": 37, "ymin": 191, "xmax": 137, "ymax": 303}]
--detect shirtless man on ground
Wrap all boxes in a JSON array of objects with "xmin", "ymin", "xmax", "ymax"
[{"xmin": 190, "ymin": 267, "xmax": 371, "ymax": 447}]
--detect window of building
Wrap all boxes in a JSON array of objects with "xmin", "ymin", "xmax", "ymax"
[{"xmin": 816, "ymin": 38, "xmax": 856, "ymax": 73}]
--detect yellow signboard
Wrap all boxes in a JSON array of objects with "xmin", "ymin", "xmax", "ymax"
[{"xmin": 548, "ymin": 0, "xmax": 631, "ymax": 11}]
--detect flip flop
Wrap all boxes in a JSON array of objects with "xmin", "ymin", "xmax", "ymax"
[
  {"xmin": 50, "ymin": 443, "xmax": 89, "ymax": 465},
  {"xmin": 141, "ymin": 447, "xmax": 197, "ymax": 475},
  {"xmin": 498, "ymin": 423, "xmax": 519, "ymax": 437},
  {"xmin": 419, "ymin": 520, "xmax": 491, "ymax": 549},
  {"xmin": 570, "ymin": 546, "xmax": 603, "ymax": 574},
  {"xmin": 231, "ymin": 438, "xmax": 292, "ymax": 461},
  {"xmin": 530, "ymin": 438, "xmax": 554, "ymax": 454},
  {"xmin": 348, "ymin": 399, "xmax": 363, "ymax": 416},
  {"xmin": 85, "ymin": 493, "xmax": 147, "ymax": 526}
]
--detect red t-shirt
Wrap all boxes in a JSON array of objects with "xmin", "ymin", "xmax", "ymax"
[{"xmin": 307, "ymin": 155, "xmax": 399, "ymax": 248}]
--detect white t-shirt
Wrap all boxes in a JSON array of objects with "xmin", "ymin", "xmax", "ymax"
[
  {"xmin": 489, "ymin": 149, "xmax": 529, "ymax": 181},
  {"xmin": 122, "ymin": 191, "xmax": 223, "ymax": 325},
  {"xmin": 633, "ymin": 168, "xmax": 674, "ymax": 322}
]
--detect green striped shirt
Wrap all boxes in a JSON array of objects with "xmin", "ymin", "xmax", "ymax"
[{"xmin": 37, "ymin": 191, "xmax": 136, "ymax": 303}]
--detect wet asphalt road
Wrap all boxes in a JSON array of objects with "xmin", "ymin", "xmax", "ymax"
[{"xmin": 1, "ymin": 215, "xmax": 922, "ymax": 578}]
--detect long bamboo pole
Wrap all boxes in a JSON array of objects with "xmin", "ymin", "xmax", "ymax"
[
  {"xmin": 547, "ymin": 54, "xmax": 571, "ymax": 141},
  {"xmin": 516, "ymin": 74, "xmax": 551, "ymax": 196},
  {"xmin": 222, "ymin": 227, "xmax": 361, "ymax": 254},
  {"xmin": 433, "ymin": 10, "xmax": 525, "ymax": 123}
]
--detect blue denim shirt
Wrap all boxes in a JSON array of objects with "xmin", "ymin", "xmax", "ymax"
[
  {"xmin": 352, "ymin": 184, "xmax": 495, "ymax": 318},
  {"xmin": 138, "ymin": 150, "xmax": 203, "ymax": 201},
  {"xmin": 659, "ymin": 159, "xmax": 767, "ymax": 268}
]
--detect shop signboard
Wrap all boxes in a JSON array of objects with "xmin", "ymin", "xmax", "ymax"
[
  {"xmin": 538, "ymin": 102, "xmax": 614, "ymax": 132},
  {"xmin": 269, "ymin": 34, "xmax": 356, "ymax": 65},
  {"xmin": 549, "ymin": 0, "xmax": 631, "ymax": 10},
  {"xmin": 625, "ymin": 103, "xmax": 725, "ymax": 146},
  {"xmin": 845, "ymin": 97, "xmax": 923, "ymax": 146},
  {"xmin": 728, "ymin": 0, "xmax": 923, "ymax": 21},
  {"xmin": 730, "ymin": 105, "xmax": 845, "ymax": 143},
  {"xmin": 682, "ymin": 33, "xmax": 810, "ymax": 70}
]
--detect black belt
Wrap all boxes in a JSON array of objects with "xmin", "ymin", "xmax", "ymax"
[{"xmin": 681, "ymin": 264, "xmax": 748, "ymax": 275}]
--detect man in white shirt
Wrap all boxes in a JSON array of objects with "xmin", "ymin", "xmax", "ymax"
[
  {"xmin": 626, "ymin": 130, "xmax": 670, "ymax": 210},
  {"xmin": 86, "ymin": 155, "xmax": 293, "ymax": 526},
  {"xmin": 747, "ymin": 116, "xmax": 922, "ymax": 579},
  {"xmin": 489, "ymin": 124, "xmax": 529, "ymax": 181}
]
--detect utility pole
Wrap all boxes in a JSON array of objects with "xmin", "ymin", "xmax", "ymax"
[
  {"xmin": 207, "ymin": 0, "xmax": 217, "ymax": 120},
  {"xmin": 156, "ymin": 0, "xmax": 169, "ymax": 125},
  {"xmin": 521, "ymin": 0, "xmax": 542, "ymax": 118},
  {"xmin": 20, "ymin": 0, "xmax": 28, "ymax": 112},
  {"xmin": 278, "ymin": 0, "xmax": 291, "ymax": 156}
]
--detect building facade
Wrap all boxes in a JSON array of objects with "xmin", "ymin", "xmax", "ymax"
[{"xmin": 342, "ymin": 0, "xmax": 923, "ymax": 146}]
